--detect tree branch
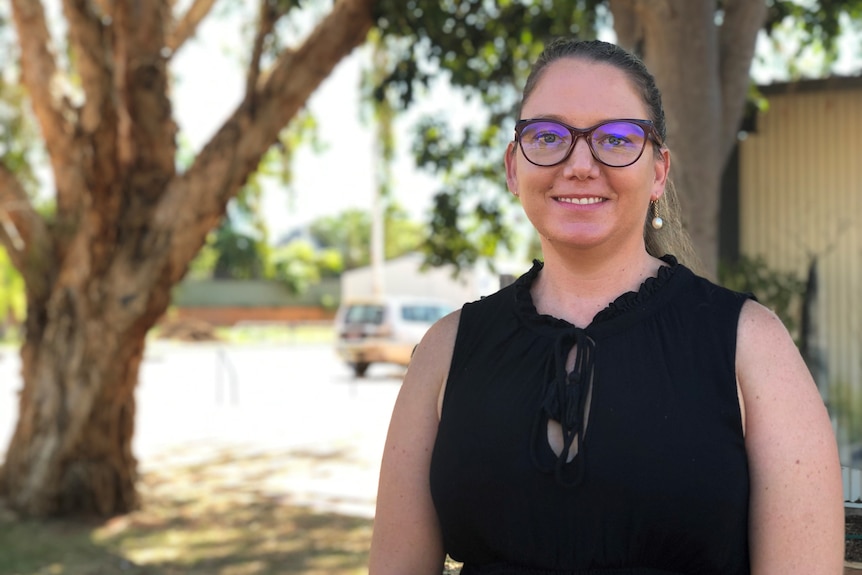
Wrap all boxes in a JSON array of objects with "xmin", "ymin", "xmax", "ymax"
[
  {"xmin": 10, "ymin": 1, "xmax": 72, "ymax": 148},
  {"xmin": 157, "ymin": 0, "xmax": 375, "ymax": 282},
  {"xmin": 167, "ymin": 0, "xmax": 218, "ymax": 55},
  {"xmin": 62, "ymin": 0, "xmax": 115, "ymax": 135},
  {"xmin": 9, "ymin": 0, "xmax": 88, "ymax": 221},
  {"xmin": 246, "ymin": 0, "xmax": 280, "ymax": 106},
  {"xmin": 61, "ymin": 0, "xmax": 123, "ymax": 238},
  {"xmin": 718, "ymin": 0, "xmax": 768, "ymax": 161},
  {"xmin": 112, "ymin": 0, "xmax": 177, "ymax": 196}
]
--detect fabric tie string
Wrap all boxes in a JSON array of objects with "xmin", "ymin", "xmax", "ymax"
[{"xmin": 531, "ymin": 327, "xmax": 596, "ymax": 486}]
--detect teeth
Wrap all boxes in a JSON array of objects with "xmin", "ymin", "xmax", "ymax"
[{"xmin": 557, "ymin": 197, "xmax": 604, "ymax": 205}]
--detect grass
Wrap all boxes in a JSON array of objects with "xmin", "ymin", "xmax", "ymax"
[
  {"xmin": 0, "ymin": 446, "xmax": 372, "ymax": 575},
  {"xmin": 212, "ymin": 323, "xmax": 335, "ymax": 345}
]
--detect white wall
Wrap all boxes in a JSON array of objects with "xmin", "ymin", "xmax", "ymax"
[{"xmin": 340, "ymin": 253, "xmax": 506, "ymax": 307}]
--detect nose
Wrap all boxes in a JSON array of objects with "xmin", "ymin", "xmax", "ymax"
[{"xmin": 562, "ymin": 136, "xmax": 598, "ymax": 178}]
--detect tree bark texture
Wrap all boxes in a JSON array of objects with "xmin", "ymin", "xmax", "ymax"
[
  {"xmin": 0, "ymin": 0, "xmax": 375, "ymax": 517},
  {"xmin": 609, "ymin": 0, "xmax": 767, "ymax": 277}
]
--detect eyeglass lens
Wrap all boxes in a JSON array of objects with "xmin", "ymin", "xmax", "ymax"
[{"xmin": 518, "ymin": 120, "xmax": 648, "ymax": 167}]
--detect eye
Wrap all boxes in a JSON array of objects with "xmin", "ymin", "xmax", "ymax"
[
  {"xmin": 537, "ymin": 132, "xmax": 560, "ymax": 144},
  {"xmin": 593, "ymin": 122, "xmax": 645, "ymax": 150},
  {"xmin": 522, "ymin": 122, "xmax": 569, "ymax": 147},
  {"xmin": 596, "ymin": 133, "xmax": 630, "ymax": 147}
]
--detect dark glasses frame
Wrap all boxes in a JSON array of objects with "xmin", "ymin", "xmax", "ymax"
[{"xmin": 514, "ymin": 118, "xmax": 664, "ymax": 168}]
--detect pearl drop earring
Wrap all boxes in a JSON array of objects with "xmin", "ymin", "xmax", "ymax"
[{"xmin": 650, "ymin": 200, "xmax": 664, "ymax": 230}]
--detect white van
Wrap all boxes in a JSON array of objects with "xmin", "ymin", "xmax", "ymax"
[{"xmin": 334, "ymin": 296, "xmax": 454, "ymax": 377}]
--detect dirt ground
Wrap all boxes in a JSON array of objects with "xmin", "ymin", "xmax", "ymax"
[{"xmin": 0, "ymin": 443, "xmax": 380, "ymax": 575}]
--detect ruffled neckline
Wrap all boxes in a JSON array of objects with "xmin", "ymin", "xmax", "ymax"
[{"xmin": 513, "ymin": 254, "xmax": 679, "ymax": 332}]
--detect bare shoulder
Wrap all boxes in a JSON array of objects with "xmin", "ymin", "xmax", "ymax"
[
  {"xmin": 735, "ymin": 297, "xmax": 828, "ymax": 439},
  {"xmin": 403, "ymin": 308, "xmax": 461, "ymax": 413},
  {"xmin": 735, "ymin": 298, "xmax": 813, "ymax": 393},
  {"xmin": 412, "ymin": 307, "xmax": 462, "ymax": 368},
  {"xmin": 737, "ymin": 298, "xmax": 793, "ymax": 349}
]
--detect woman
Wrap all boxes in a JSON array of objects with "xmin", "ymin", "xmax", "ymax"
[{"xmin": 368, "ymin": 38, "xmax": 844, "ymax": 575}]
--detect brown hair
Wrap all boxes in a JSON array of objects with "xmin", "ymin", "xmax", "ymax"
[{"xmin": 517, "ymin": 38, "xmax": 699, "ymax": 270}]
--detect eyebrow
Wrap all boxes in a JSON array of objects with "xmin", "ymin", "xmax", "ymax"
[{"xmin": 522, "ymin": 115, "xmax": 628, "ymax": 126}]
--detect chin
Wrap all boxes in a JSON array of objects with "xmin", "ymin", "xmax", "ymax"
[
  {"xmin": 543, "ymin": 232, "xmax": 608, "ymax": 251},
  {"xmin": 546, "ymin": 223, "xmax": 608, "ymax": 245}
]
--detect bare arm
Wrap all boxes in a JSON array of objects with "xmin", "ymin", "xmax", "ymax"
[
  {"xmin": 368, "ymin": 310, "xmax": 460, "ymax": 575},
  {"xmin": 737, "ymin": 300, "xmax": 844, "ymax": 574}
]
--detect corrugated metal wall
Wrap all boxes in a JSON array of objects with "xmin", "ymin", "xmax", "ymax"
[{"xmin": 739, "ymin": 81, "xmax": 862, "ymax": 469}]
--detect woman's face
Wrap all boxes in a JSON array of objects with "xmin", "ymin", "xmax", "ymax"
[{"xmin": 505, "ymin": 58, "xmax": 669, "ymax": 255}]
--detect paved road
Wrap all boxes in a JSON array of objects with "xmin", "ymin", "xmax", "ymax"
[{"xmin": 0, "ymin": 341, "xmax": 403, "ymax": 518}]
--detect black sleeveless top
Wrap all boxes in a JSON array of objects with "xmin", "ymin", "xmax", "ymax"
[{"xmin": 430, "ymin": 257, "xmax": 753, "ymax": 575}]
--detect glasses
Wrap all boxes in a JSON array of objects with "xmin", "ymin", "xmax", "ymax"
[{"xmin": 514, "ymin": 118, "xmax": 662, "ymax": 168}]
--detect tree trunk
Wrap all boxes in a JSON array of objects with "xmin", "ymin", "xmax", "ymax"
[
  {"xmin": 641, "ymin": 1, "xmax": 724, "ymax": 277},
  {"xmin": 610, "ymin": 0, "xmax": 767, "ymax": 277},
  {"xmin": 1, "ymin": 301, "xmax": 161, "ymax": 516}
]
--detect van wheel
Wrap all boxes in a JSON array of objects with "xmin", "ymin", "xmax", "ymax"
[{"xmin": 353, "ymin": 362, "xmax": 370, "ymax": 378}]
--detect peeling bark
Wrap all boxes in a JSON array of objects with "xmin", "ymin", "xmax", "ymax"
[{"xmin": 167, "ymin": 0, "xmax": 219, "ymax": 55}]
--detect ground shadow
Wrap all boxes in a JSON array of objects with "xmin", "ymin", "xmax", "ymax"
[{"xmin": 0, "ymin": 445, "xmax": 374, "ymax": 575}]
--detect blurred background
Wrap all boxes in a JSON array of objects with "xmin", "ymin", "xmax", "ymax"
[{"xmin": 1, "ymin": 0, "xmax": 861, "ymax": 573}]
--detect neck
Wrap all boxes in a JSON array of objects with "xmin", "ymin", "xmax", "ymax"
[{"xmin": 533, "ymin": 239, "xmax": 663, "ymax": 326}]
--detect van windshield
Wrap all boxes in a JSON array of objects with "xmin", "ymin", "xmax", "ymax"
[
  {"xmin": 401, "ymin": 304, "xmax": 451, "ymax": 323},
  {"xmin": 344, "ymin": 305, "xmax": 385, "ymax": 325}
]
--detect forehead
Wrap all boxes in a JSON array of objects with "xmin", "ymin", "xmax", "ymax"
[{"xmin": 522, "ymin": 58, "xmax": 648, "ymax": 122}]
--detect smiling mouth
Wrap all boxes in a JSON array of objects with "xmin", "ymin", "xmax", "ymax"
[{"xmin": 556, "ymin": 197, "xmax": 606, "ymax": 205}]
